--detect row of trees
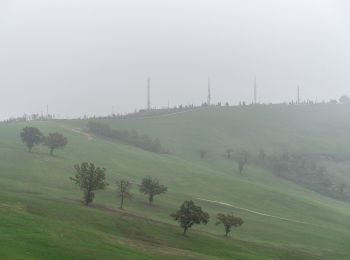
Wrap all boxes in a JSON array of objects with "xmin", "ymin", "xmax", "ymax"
[
  {"xmin": 20, "ymin": 127, "xmax": 67, "ymax": 155},
  {"xmin": 220, "ymin": 145, "xmax": 349, "ymax": 201},
  {"xmin": 201, "ymin": 145, "xmax": 349, "ymax": 201},
  {"xmin": 80, "ymin": 96, "xmax": 350, "ymax": 121},
  {"xmin": 70, "ymin": 162, "xmax": 168, "ymax": 207},
  {"xmin": 4, "ymin": 94, "xmax": 350, "ymax": 123},
  {"xmin": 2, "ymin": 113, "xmax": 55, "ymax": 123},
  {"xmin": 266, "ymin": 152, "xmax": 349, "ymax": 201},
  {"xmin": 88, "ymin": 122, "xmax": 169, "ymax": 154},
  {"xmin": 71, "ymin": 162, "xmax": 243, "ymax": 236},
  {"xmin": 171, "ymin": 200, "xmax": 243, "ymax": 236}
]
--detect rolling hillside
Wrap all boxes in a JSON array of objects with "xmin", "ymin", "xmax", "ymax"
[{"xmin": 1, "ymin": 104, "xmax": 350, "ymax": 259}]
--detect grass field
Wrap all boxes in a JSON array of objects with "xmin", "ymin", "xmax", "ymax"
[{"xmin": 1, "ymin": 104, "xmax": 350, "ymax": 259}]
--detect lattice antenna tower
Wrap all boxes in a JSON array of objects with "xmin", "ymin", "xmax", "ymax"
[
  {"xmin": 207, "ymin": 77, "xmax": 211, "ymax": 105},
  {"xmin": 147, "ymin": 78, "xmax": 151, "ymax": 110}
]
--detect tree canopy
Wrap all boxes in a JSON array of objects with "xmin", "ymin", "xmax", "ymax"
[
  {"xmin": 171, "ymin": 200, "xmax": 209, "ymax": 236},
  {"xmin": 44, "ymin": 132, "xmax": 67, "ymax": 155},
  {"xmin": 20, "ymin": 127, "xmax": 43, "ymax": 152},
  {"xmin": 71, "ymin": 162, "xmax": 108, "ymax": 205},
  {"xmin": 139, "ymin": 177, "xmax": 167, "ymax": 205},
  {"xmin": 216, "ymin": 213, "xmax": 243, "ymax": 237}
]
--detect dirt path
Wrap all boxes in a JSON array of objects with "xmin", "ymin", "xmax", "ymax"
[
  {"xmin": 196, "ymin": 198, "xmax": 310, "ymax": 225},
  {"xmin": 61, "ymin": 126, "xmax": 94, "ymax": 141}
]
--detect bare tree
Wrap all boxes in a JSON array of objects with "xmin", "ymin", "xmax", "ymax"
[
  {"xmin": 225, "ymin": 148, "xmax": 233, "ymax": 159},
  {"xmin": 259, "ymin": 149, "xmax": 266, "ymax": 160},
  {"xmin": 238, "ymin": 150, "xmax": 249, "ymax": 174},
  {"xmin": 338, "ymin": 183, "xmax": 347, "ymax": 195},
  {"xmin": 199, "ymin": 149, "xmax": 207, "ymax": 159},
  {"xmin": 116, "ymin": 179, "xmax": 133, "ymax": 209},
  {"xmin": 238, "ymin": 159, "xmax": 245, "ymax": 174}
]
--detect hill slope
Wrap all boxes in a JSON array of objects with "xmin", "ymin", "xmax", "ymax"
[{"xmin": 1, "ymin": 104, "xmax": 350, "ymax": 259}]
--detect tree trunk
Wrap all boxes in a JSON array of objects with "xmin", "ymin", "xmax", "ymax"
[
  {"xmin": 148, "ymin": 194, "xmax": 153, "ymax": 205},
  {"xmin": 183, "ymin": 227, "xmax": 188, "ymax": 236},
  {"xmin": 84, "ymin": 190, "xmax": 91, "ymax": 206},
  {"xmin": 225, "ymin": 227, "xmax": 231, "ymax": 237},
  {"xmin": 120, "ymin": 196, "xmax": 124, "ymax": 209}
]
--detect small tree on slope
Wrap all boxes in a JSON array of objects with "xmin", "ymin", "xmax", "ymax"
[
  {"xmin": 116, "ymin": 179, "xmax": 133, "ymax": 209},
  {"xmin": 44, "ymin": 132, "xmax": 67, "ymax": 155},
  {"xmin": 225, "ymin": 148, "xmax": 234, "ymax": 159},
  {"xmin": 171, "ymin": 200, "xmax": 209, "ymax": 236},
  {"xmin": 20, "ymin": 127, "xmax": 43, "ymax": 152},
  {"xmin": 71, "ymin": 162, "xmax": 108, "ymax": 205},
  {"xmin": 199, "ymin": 149, "xmax": 207, "ymax": 159},
  {"xmin": 216, "ymin": 213, "xmax": 243, "ymax": 237},
  {"xmin": 139, "ymin": 177, "xmax": 167, "ymax": 205}
]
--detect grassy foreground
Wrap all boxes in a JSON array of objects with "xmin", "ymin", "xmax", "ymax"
[{"xmin": 1, "ymin": 104, "xmax": 350, "ymax": 259}]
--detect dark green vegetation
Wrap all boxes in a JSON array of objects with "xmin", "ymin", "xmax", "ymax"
[
  {"xmin": 20, "ymin": 126, "xmax": 43, "ymax": 152},
  {"xmin": 44, "ymin": 132, "xmax": 68, "ymax": 155},
  {"xmin": 266, "ymin": 152, "xmax": 349, "ymax": 201},
  {"xmin": 139, "ymin": 177, "xmax": 168, "ymax": 205},
  {"xmin": 2, "ymin": 104, "xmax": 350, "ymax": 259},
  {"xmin": 88, "ymin": 121, "xmax": 167, "ymax": 154},
  {"xmin": 216, "ymin": 213, "xmax": 244, "ymax": 237},
  {"xmin": 71, "ymin": 162, "xmax": 108, "ymax": 205},
  {"xmin": 20, "ymin": 127, "xmax": 67, "ymax": 156},
  {"xmin": 171, "ymin": 200, "xmax": 210, "ymax": 236}
]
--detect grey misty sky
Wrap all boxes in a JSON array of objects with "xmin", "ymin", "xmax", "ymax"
[{"xmin": 0, "ymin": 0, "xmax": 350, "ymax": 119}]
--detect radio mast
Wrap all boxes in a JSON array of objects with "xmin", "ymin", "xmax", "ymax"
[
  {"xmin": 147, "ymin": 78, "xmax": 151, "ymax": 110},
  {"xmin": 254, "ymin": 76, "xmax": 257, "ymax": 104},
  {"xmin": 207, "ymin": 77, "xmax": 211, "ymax": 105},
  {"xmin": 297, "ymin": 85, "xmax": 300, "ymax": 104}
]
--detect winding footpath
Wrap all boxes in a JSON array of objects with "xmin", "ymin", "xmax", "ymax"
[{"xmin": 196, "ymin": 198, "xmax": 310, "ymax": 225}]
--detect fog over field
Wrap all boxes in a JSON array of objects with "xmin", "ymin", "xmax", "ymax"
[
  {"xmin": 1, "ymin": 0, "xmax": 350, "ymax": 119},
  {"xmin": 3, "ymin": 2, "xmax": 350, "ymax": 259}
]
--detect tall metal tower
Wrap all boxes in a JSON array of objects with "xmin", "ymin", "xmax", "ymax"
[
  {"xmin": 147, "ymin": 78, "xmax": 151, "ymax": 110},
  {"xmin": 254, "ymin": 76, "xmax": 257, "ymax": 104},
  {"xmin": 297, "ymin": 85, "xmax": 300, "ymax": 104},
  {"xmin": 207, "ymin": 77, "xmax": 211, "ymax": 106}
]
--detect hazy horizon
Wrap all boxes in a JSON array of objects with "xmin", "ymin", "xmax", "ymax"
[{"xmin": 1, "ymin": 0, "xmax": 350, "ymax": 119}]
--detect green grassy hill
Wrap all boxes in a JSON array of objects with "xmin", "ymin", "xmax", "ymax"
[{"xmin": 1, "ymin": 104, "xmax": 350, "ymax": 259}]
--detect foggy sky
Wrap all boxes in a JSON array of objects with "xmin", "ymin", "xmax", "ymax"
[{"xmin": 1, "ymin": 0, "xmax": 350, "ymax": 119}]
